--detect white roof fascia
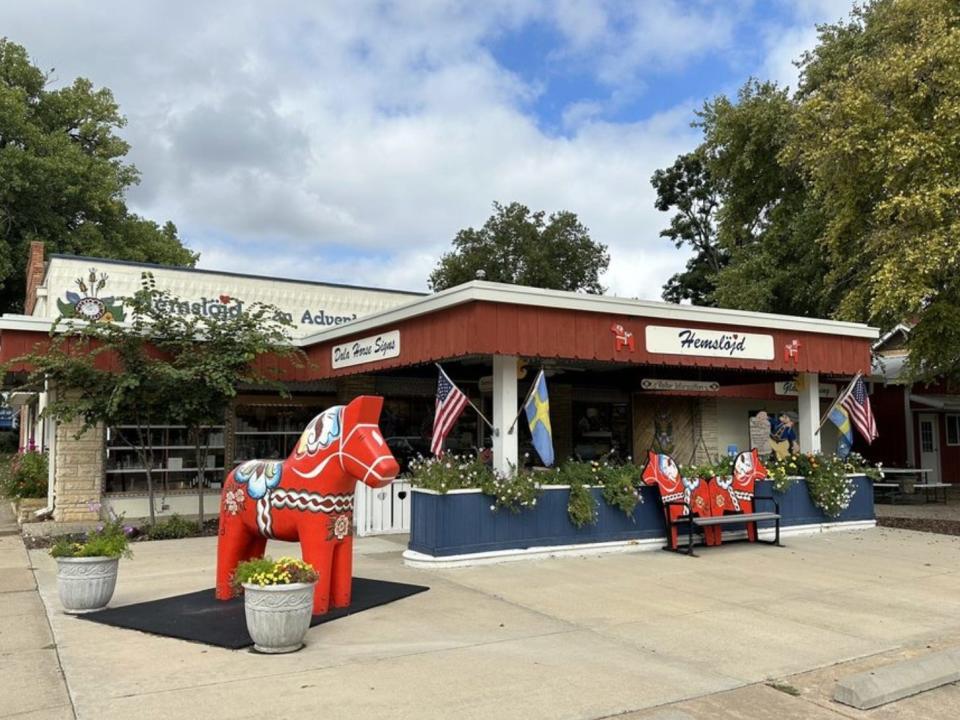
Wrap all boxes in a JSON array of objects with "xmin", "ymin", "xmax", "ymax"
[
  {"xmin": 873, "ymin": 322, "xmax": 912, "ymax": 350},
  {"xmin": 296, "ymin": 280, "xmax": 880, "ymax": 347},
  {"xmin": 0, "ymin": 314, "xmax": 55, "ymax": 332}
]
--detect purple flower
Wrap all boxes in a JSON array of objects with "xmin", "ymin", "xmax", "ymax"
[{"xmin": 123, "ymin": 525, "xmax": 136, "ymax": 537}]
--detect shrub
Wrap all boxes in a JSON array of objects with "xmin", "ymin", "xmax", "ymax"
[
  {"xmin": 0, "ymin": 451, "xmax": 48, "ymax": 499},
  {"xmin": 50, "ymin": 517, "xmax": 133, "ymax": 559},
  {"xmin": 144, "ymin": 514, "xmax": 199, "ymax": 540},
  {"xmin": 232, "ymin": 556, "xmax": 318, "ymax": 590}
]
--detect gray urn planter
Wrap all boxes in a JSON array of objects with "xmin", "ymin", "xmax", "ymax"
[
  {"xmin": 242, "ymin": 582, "xmax": 316, "ymax": 654},
  {"xmin": 56, "ymin": 556, "xmax": 120, "ymax": 614}
]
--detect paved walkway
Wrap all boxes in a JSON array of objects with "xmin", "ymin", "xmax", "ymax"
[
  {"xmin": 0, "ymin": 502, "xmax": 74, "ymax": 719},
  {"xmin": 10, "ymin": 525, "xmax": 960, "ymax": 719}
]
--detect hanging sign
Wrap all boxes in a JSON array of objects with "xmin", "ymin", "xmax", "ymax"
[
  {"xmin": 641, "ymin": 379, "xmax": 720, "ymax": 392},
  {"xmin": 331, "ymin": 330, "xmax": 400, "ymax": 369},
  {"xmin": 645, "ymin": 326, "xmax": 775, "ymax": 360},
  {"xmin": 774, "ymin": 381, "xmax": 837, "ymax": 398}
]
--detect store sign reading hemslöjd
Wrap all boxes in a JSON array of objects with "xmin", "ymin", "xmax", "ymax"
[
  {"xmin": 645, "ymin": 325, "xmax": 775, "ymax": 360},
  {"xmin": 331, "ymin": 330, "xmax": 401, "ymax": 369}
]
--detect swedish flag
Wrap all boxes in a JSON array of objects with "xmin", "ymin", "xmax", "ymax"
[
  {"xmin": 829, "ymin": 404, "xmax": 853, "ymax": 458},
  {"xmin": 524, "ymin": 370, "xmax": 555, "ymax": 466}
]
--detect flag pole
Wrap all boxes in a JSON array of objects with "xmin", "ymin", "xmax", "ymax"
[
  {"xmin": 435, "ymin": 364, "xmax": 494, "ymax": 431},
  {"xmin": 815, "ymin": 370, "xmax": 861, "ymax": 435},
  {"xmin": 508, "ymin": 369, "xmax": 542, "ymax": 434}
]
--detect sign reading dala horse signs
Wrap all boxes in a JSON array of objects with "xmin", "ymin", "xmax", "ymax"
[{"xmin": 216, "ymin": 396, "xmax": 400, "ymax": 614}]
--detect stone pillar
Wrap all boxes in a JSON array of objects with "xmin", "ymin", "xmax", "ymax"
[
  {"xmin": 798, "ymin": 372, "xmax": 822, "ymax": 454},
  {"xmin": 54, "ymin": 416, "xmax": 104, "ymax": 523},
  {"xmin": 493, "ymin": 355, "xmax": 518, "ymax": 476}
]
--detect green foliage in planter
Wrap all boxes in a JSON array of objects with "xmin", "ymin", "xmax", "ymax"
[
  {"xmin": 232, "ymin": 556, "xmax": 318, "ymax": 590},
  {"xmin": 50, "ymin": 518, "xmax": 133, "ymax": 559},
  {"xmin": 565, "ymin": 479, "xmax": 598, "ymax": 528},
  {"xmin": 408, "ymin": 453, "xmax": 544, "ymax": 513},
  {"xmin": 766, "ymin": 452, "xmax": 880, "ymax": 516},
  {"xmin": 408, "ymin": 453, "xmax": 493, "ymax": 493},
  {"xmin": 680, "ymin": 455, "xmax": 733, "ymax": 482},
  {"xmin": 596, "ymin": 461, "xmax": 645, "ymax": 519},
  {"xmin": 482, "ymin": 469, "xmax": 543, "ymax": 513},
  {"xmin": 0, "ymin": 451, "xmax": 48, "ymax": 499},
  {"xmin": 144, "ymin": 514, "xmax": 199, "ymax": 540}
]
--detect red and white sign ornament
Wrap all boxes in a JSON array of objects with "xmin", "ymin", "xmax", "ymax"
[{"xmin": 611, "ymin": 323, "xmax": 635, "ymax": 352}]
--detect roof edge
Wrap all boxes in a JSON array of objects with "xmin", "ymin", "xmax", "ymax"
[{"xmin": 296, "ymin": 280, "xmax": 881, "ymax": 346}]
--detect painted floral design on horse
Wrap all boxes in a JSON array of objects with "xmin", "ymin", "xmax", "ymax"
[{"xmin": 234, "ymin": 460, "xmax": 284, "ymax": 500}]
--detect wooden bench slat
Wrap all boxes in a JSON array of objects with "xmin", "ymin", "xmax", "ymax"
[{"xmin": 693, "ymin": 512, "xmax": 781, "ymax": 526}]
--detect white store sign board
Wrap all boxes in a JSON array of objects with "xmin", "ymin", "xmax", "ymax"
[
  {"xmin": 332, "ymin": 330, "xmax": 401, "ymax": 369},
  {"xmin": 645, "ymin": 325, "xmax": 775, "ymax": 361}
]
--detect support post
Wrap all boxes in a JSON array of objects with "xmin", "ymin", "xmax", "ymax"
[
  {"xmin": 798, "ymin": 372, "xmax": 821, "ymax": 454},
  {"xmin": 492, "ymin": 355, "xmax": 518, "ymax": 476}
]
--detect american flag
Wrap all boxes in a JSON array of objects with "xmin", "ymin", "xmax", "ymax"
[
  {"xmin": 840, "ymin": 377, "xmax": 878, "ymax": 443},
  {"xmin": 431, "ymin": 367, "xmax": 468, "ymax": 456}
]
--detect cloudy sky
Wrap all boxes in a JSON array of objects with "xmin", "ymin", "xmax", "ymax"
[{"xmin": 2, "ymin": 0, "xmax": 853, "ymax": 297}]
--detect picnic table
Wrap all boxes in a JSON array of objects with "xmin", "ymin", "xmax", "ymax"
[{"xmin": 873, "ymin": 468, "xmax": 948, "ymax": 503}]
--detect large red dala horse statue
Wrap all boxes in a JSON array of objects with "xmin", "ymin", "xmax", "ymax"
[{"xmin": 216, "ymin": 395, "xmax": 399, "ymax": 614}]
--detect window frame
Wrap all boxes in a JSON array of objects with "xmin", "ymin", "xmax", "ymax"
[{"xmin": 946, "ymin": 414, "xmax": 960, "ymax": 447}]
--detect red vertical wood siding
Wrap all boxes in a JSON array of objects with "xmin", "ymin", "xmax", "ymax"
[{"xmin": 304, "ymin": 300, "xmax": 873, "ymax": 378}]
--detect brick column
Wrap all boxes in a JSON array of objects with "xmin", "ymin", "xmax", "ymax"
[
  {"xmin": 54, "ymin": 416, "xmax": 104, "ymax": 522},
  {"xmin": 24, "ymin": 241, "xmax": 45, "ymax": 315}
]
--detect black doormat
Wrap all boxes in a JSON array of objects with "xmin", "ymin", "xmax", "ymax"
[{"xmin": 78, "ymin": 577, "xmax": 429, "ymax": 649}]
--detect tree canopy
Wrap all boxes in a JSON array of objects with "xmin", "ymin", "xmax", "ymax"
[
  {"xmin": 651, "ymin": 0, "xmax": 960, "ymax": 381},
  {"xmin": 0, "ymin": 38, "xmax": 196, "ymax": 313},
  {"xmin": 8, "ymin": 274, "xmax": 300, "ymax": 524},
  {"xmin": 429, "ymin": 201, "xmax": 609, "ymax": 294}
]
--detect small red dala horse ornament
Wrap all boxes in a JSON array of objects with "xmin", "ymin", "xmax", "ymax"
[{"xmin": 216, "ymin": 395, "xmax": 399, "ymax": 614}]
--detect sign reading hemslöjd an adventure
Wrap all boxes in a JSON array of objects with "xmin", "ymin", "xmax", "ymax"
[
  {"xmin": 44, "ymin": 257, "xmax": 417, "ymax": 337},
  {"xmin": 331, "ymin": 330, "xmax": 401, "ymax": 369},
  {"xmin": 645, "ymin": 325, "xmax": 775, "ymax": 361}
]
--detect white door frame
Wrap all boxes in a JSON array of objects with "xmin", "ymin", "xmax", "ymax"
[{"xmin": 917, "ymin": 413, "xmax": 941, "ymax": 484}]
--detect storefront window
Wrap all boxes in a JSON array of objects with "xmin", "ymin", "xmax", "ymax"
[
  {"xmin": 104, "ymin": 425, "xmax": 225, "ymax": 494},
  {"xmin": 233, "ymin": 403, "xmax": 329, "ymax": 464},
  {"xmin": 572, "ymin": 401, "xmax": 631, "ymax": 462}
]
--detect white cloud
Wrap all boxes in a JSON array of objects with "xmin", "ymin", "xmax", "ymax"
[{"xmin": 0, "ymin": 0, "xmax": 844, "ymax": 302}]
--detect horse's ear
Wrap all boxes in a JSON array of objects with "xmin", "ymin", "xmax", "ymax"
[{"xmin": 344, "ymin": 395, "xmax": 384, "ymax": 425}]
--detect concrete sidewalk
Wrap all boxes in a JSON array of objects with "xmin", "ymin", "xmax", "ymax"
[
  {"xmin": 0, "ymin": 502, "xmax": 74, "ymax": 719},
  {"xmin": 14, "ymin": 526, "xmax": 960, "ymax": 720}
]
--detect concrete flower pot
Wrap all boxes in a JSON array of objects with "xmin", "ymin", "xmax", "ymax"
[
  {"xmin": 242, "ymin": 582, "xmax": 316, "ymax": 654},
  {"xmin": 56, "ymin": 556, "xmax": 120, "ymax": 614}
]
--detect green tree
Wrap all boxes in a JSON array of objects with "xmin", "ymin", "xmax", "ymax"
[
  {"xmin": 0, "ymin": 38, "xmax": 196, "ymax": 313},
  {"xmin": 787, "ymin": 0, "xmax": 960, "ymax": 381},
  {"xmin": 7, "ymin": 274, "xmax": 300, "ymax": 525},
  {"xmin": 429, "ymin": 201, "xmax": 609, "ymax": 294},
  {"xmin": 651, "ymin": 151, "xmax": 725, "ymax": 305}
]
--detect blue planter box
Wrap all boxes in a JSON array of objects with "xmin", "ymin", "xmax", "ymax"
[{"xmin": 408, "ymin": 476, "xmax": 875, "ymax": 558}]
